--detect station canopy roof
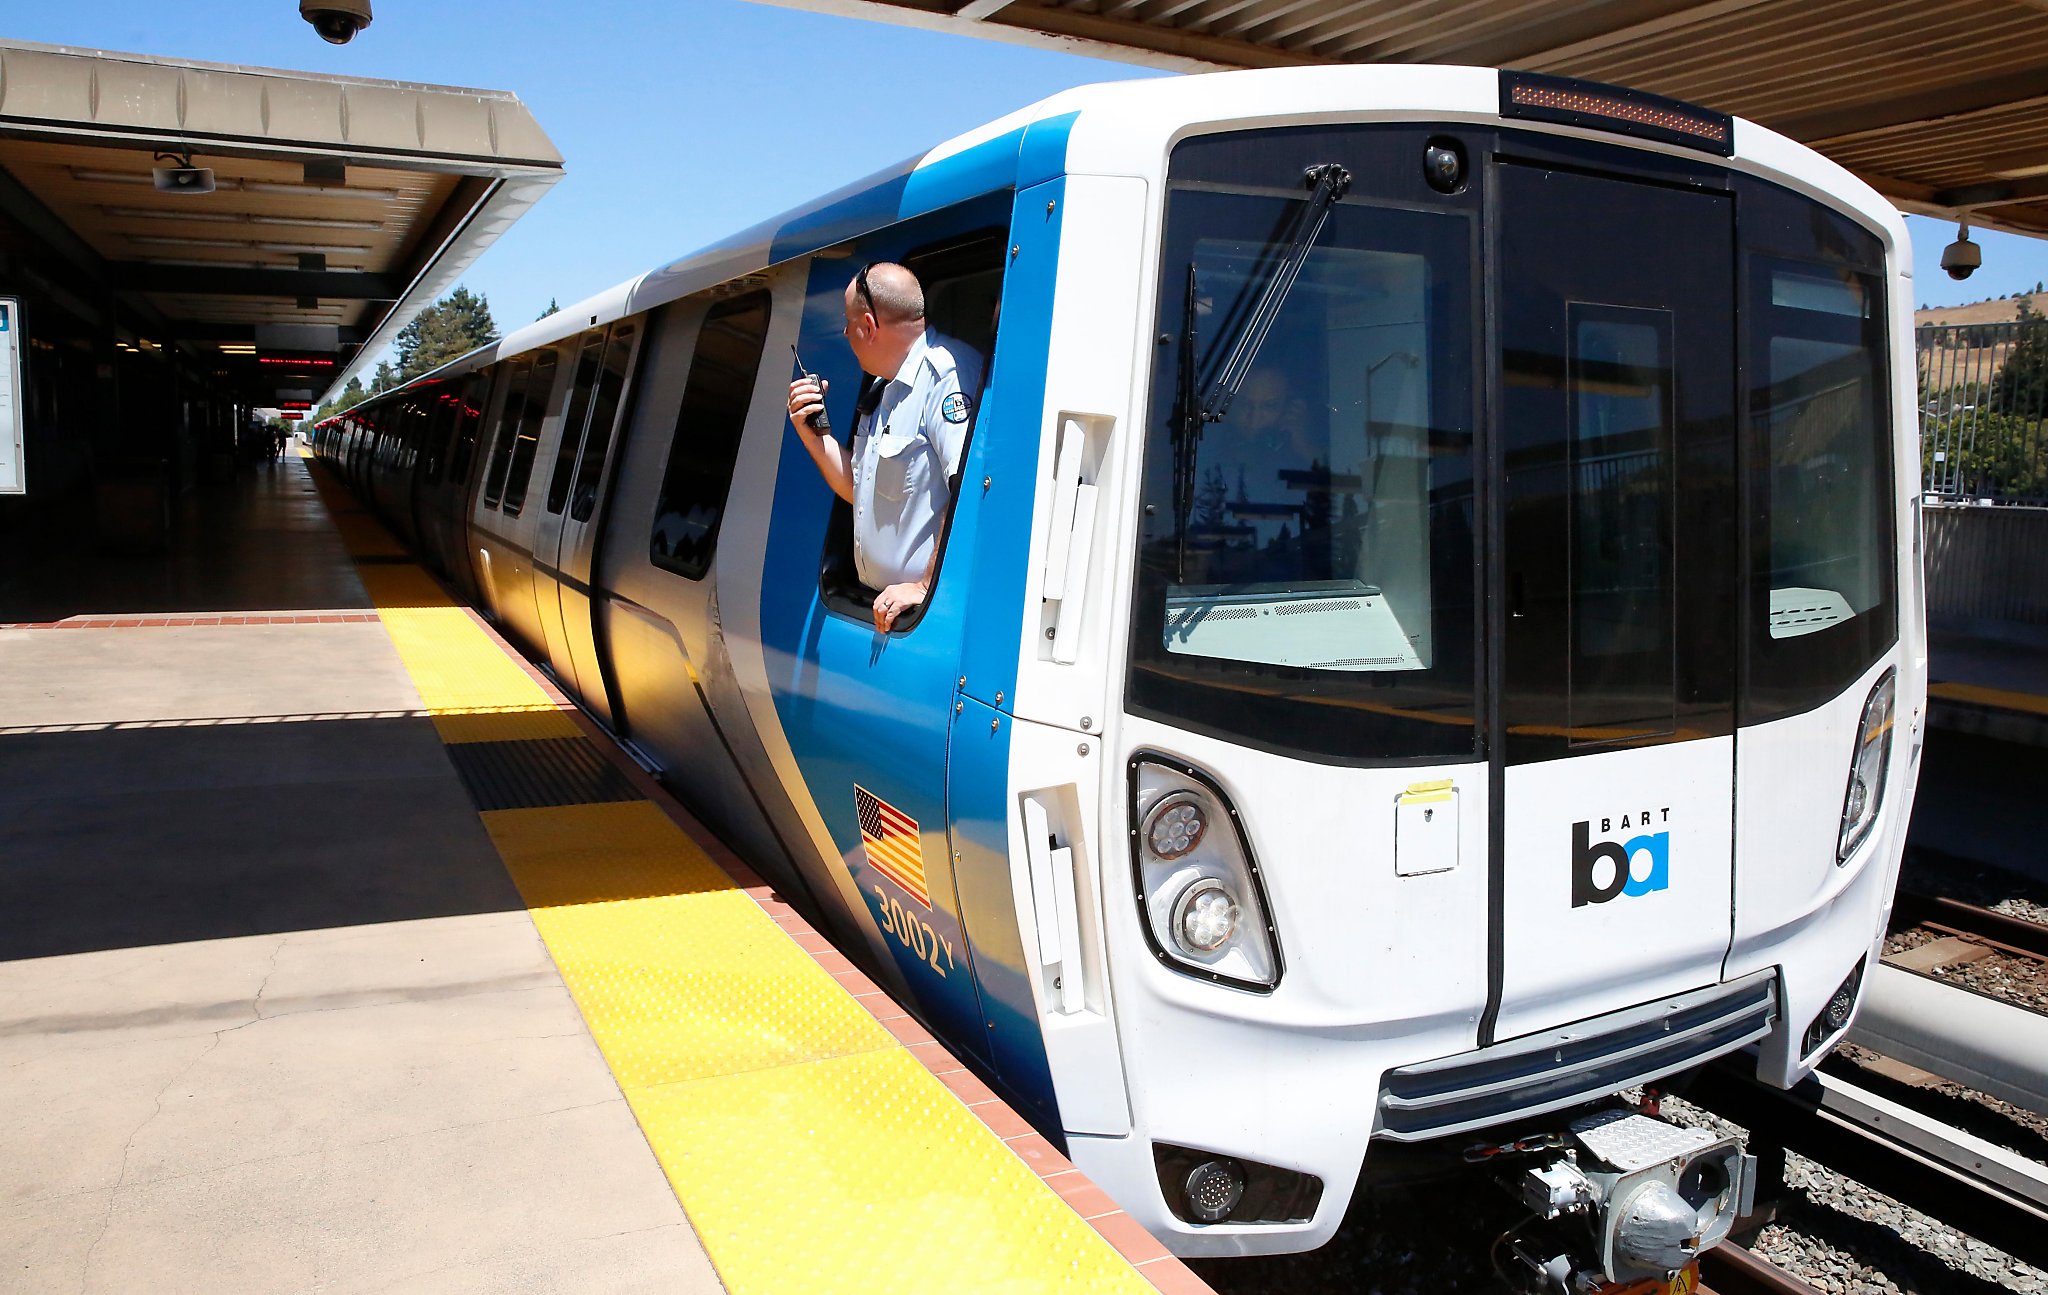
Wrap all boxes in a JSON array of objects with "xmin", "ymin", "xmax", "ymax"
[
  {"xmin": 768, "ymin": 0, "xmax": 2048, "ymax": 240},
  {"xmin": 0, "ymin": 39, "xmax": 562, "ymax": 408}
]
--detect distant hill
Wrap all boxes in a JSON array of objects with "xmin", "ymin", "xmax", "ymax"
[{"xmin": 1918, "ymin": 293, "xmax": 2045, "ymax": 327}]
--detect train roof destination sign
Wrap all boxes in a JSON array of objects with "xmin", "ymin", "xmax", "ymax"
[{"xmin": 0, "ymin": 299, "xmax": 21, "ymax": 495}]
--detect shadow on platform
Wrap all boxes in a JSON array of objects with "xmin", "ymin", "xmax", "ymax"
[{"xmin": 0, "ymin": 713, "xmax": 525, "ymax": 962}]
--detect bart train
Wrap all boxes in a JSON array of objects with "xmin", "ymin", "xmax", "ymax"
[{"xmin": 314, "ymin": 66, "xmax": 1923, "ymax": 1284}]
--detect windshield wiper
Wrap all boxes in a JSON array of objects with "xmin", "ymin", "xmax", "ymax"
[{"xmin": 1171, "ymin": 163, "xmax": 1353, "ymax": 581}]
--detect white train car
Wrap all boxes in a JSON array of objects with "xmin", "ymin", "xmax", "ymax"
[{"xmin": 316, "ymin": 66, "xmax": 1924, "ymax": 1286}]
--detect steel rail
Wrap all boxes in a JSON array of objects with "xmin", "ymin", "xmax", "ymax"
[
  {"xmin": 1892, "ymin": 890, "xmax": 2048, "ymax": 962},
  {"xmin": 1687, "ymin": 1058, "xmax": 2048, "ymax": 1270},
  {"xmin": 1699, "ymin": 1241, "xmax": 1822, "ymax": 1295}
]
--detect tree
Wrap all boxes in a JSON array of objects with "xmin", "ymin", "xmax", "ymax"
[
  {"xmin": 1924, "ymin": 409, "xmax": 2048, "ymax": 501},
  {"xmin": 371, "ymin": 359, "xmax": 397, "ymax": 394},
  {"xmin": 394, "ymin": 285, "xmax": 498, "ymax": 382},
  {"xmin": 315, "ymin": 374, "xmax": 368, "ymax": 421},
  {"xmin": 536, "ymin": 297, "xmax": 560, "ymax": 321},
  {"xmin": 1995, "ymin": 313, "xmax": 2048, "ymax": 417}
]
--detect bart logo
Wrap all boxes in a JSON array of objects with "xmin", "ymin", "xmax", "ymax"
[{"xmin": 1571, "ymin": 812, "xmax": 1670, "ymax": 908}]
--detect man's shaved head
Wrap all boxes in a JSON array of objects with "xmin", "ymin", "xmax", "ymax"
[{"xmin": 856, "ymin": 262, "xmax": 925, "ymax": 325}]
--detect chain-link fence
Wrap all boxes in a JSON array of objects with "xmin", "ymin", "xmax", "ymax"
[{"xmin": 1919, "ymin": 317, "xmax": 2048, "ymax": 506}]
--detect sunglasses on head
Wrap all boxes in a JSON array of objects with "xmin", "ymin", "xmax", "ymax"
[{"xmin": 854, "ymin": 263, "xmax": 878, "ymax": 320}]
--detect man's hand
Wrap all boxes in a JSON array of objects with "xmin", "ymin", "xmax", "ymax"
[
  {"xmin": 787, "ymin": 376, "xmax": 829, "ymax": 434},
  {"xmin": 873, "ymin": 581, "xmax": 927, "ymax": 632}
]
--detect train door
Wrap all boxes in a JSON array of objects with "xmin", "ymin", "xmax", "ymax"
[
  {"xmin": 596, "ymin": 283, "xmax": 870, "ymax": 946},
  {"xmin": 438, "ymin": 371, "xmax": 492, "ymax": 604},
  {"xmin": 1487, "ymin": 150, "xmax": 1739, "ymax": 1042},
  {"xmin": 756, "ymin": 209, "xmax": 1013, "ymax": 1071},
  {"xmin": 533, "ymin": 320, "xmax": 639, "ymax": 722},
  {"xmin": 473, "ymin": 349, "xmax": 560, "ymax": 653}
]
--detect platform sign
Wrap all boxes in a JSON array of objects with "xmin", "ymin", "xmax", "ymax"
[{"xmin": 0, "ymin": 298, "xmax": 21, "ymax": 494}]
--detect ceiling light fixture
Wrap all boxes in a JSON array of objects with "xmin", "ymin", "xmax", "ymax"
[{"xmin": 241, "ymin": 181, "xmax": 400, "ymax": 202}]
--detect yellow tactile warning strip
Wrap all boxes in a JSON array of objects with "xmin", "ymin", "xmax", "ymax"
[
  {"xmin": 1929, "ymin": 680, "xmax": 2048, "ymax": 718},
  {"xmin": 353, "ymin": 563, "xmax": 582, "ymax": 744},
  {"xmin": 301, "ymin": 459, "xmax": 1212, "ymax": 1295}
]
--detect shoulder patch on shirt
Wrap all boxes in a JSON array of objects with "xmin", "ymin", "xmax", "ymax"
[{"xmin": 940, "ymin": 391, "xmax": 973, "ymax": 424}]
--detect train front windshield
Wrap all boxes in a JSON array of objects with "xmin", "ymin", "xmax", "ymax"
[
  {"xmin": 1129, "ymin": 127, "xmax": 1482, "ymax": 763},
  {"xmin": 1127, "ymin": 123, "xmax": 1898, "ymax": 765}
]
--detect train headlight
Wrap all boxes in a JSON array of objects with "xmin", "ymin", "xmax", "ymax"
[
  {"xmin": 1130, "ymin": 757, "xmax": 1280, "ymax": 990},
  {"xmin": 1802, "ymin": 958, "xmax": 1866, "ymax": 1058},
  {"xmin": 1837, "ymin": 669, "xmax": 1895, "ymax": 863},
  {"xmin": 1173, "ymin": 880, "xmax": 1239, "ymax": 953},
  {"xmin": 1145, "ymin": 794, "xmax": 1208, "ymax": 859},
  {"xmin": 1182, "ymin": 1159, "xmax": 1246, "ymax": 1223}
]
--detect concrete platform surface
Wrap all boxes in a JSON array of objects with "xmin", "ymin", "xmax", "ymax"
[{"xmin": 0, "ymin": 458, "xmax": 724, "ymax": 1294}]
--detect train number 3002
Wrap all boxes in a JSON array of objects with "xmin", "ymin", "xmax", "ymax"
[{"xmin": 873, "ymin": 885, "xmax": 956, "ymax": 978}]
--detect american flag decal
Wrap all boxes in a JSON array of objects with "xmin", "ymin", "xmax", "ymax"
[{"xmin": 855, "ymin": 784, "xmax": 929, "ymax": 909}]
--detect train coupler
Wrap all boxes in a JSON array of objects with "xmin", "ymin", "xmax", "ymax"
[{"xmin": 1488, "ymin": 1108, "xmax": 1754, "ymax": 1293}]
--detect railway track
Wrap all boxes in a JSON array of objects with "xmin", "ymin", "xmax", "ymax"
[
  {"xmin": 1698, "ymin": 1242, "xmax": 1820, "ymax": 1295},
  {"xmin": 1686, "ymin": 1055, "xmax": 2048, "ymax": 1272},
  {"xmin": 1892, "ymin": 889, "xmax": 2048, "ymax": 963}
]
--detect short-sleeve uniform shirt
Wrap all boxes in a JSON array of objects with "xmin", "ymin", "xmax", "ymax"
[{"xmin": 850, "ymin": 328, "xmax": 983, "ymax": 589}]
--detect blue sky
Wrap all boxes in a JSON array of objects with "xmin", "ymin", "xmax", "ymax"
[
  {"xmin": 8, "ymin": 2, "xmax": 1159, "ymax": 340},
  {"xmin": 11, "ymin": 4, "xmax": 2048, "ymax": 336}
]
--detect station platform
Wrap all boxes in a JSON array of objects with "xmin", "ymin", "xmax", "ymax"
[
  {"xmin": 0, "ymin": 453, "xmax": 1211, "ymax": 1294},
  {"xmin": 1926, "ymin": 629, "xmax": 2048, "ymax": 748}
]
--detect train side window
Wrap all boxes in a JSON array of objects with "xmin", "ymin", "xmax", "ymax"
[
  {"xmin": 481, "ymin": 357, "xmax": 531, "ymax": 510},
  {"xmin": 399, "ymin": 398, "xmax": 428, "ymax": 474},
  {"xmin": 815, "ymin": 227, "xmax": 1005, "ymax": 631},
  {"xmin": 546, "ymin": 331, "xmax": 606, "ymax": 514},
  {"xmin": 1742, "ymin": 255, "xmax": 1895, "ymax": 721},
  {"xmin": 501, "ymin": 349, "xmax": 559, "ymax": 518},
  {"xmin": 446, "ymin": 372, "xmax": 489, "ymax": 486},
  {"xmin": 569, "ymin": 320, "xmax": 636, "ymax": 522},
  {"xmin": 649, "ymin": 294, "xmax": 770, "ymax": 580},
  {"xmin": 420, "ymin": 389, "xmax": 455, "ymax": 484}
]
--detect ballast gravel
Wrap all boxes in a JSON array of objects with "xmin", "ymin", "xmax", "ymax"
[
  {"xmin": 1883, "ymin": 924, "xmax": 2048, "ymax": 1015},
  {"xmin": 1831, "ymin": 1042, "xmax": 2048, "ymax": 1153},
  {"xmin": 1193, "ymin": 1088, "xmax": 2046, "ymax": 1293},
  {"xmin": 1662, "ymin": 1092, "xmax": 2048, "ymax": 1295}
]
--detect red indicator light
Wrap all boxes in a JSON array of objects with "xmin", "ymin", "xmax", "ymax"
[
  {"xmin": 1501, "ymin": 72, "xmax": 1734, "ymax": 156},
  {"xmin": 1508, "ymin": 83, "xmax": 1728, "ymax": 144}
]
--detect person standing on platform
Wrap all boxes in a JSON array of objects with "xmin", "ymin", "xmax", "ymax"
[{"xmin": 784, "ymin": 262, "xmax": 983, "ymax": 632}]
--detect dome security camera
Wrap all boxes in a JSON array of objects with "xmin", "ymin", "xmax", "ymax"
[
  {"xmin": 300, "ymin": 0, "xmax": 372, "ymax": 44},
  {"xmin": 1942, "ymin": 223, "xmax": 1981, "ymax": 281}
]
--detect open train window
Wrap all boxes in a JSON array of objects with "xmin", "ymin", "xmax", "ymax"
[
  {"xmin": 815, "ymin": 226, "xmax": 1006, "ymax": 631},
  {"xmin": 650, "ymin": 292, "xmax": 772, "ymax": 580}
]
